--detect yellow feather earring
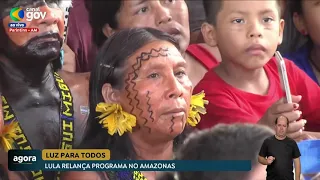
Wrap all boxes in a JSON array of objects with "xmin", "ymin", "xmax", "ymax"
[
  {"xmin": 0, "ymin": 121, "xmax": 19, "ymax": 152},
  {"xmin": 187, "ymin": 91, "xmax": 209, "ymax": 127},
  {"xmin": 96, "ymin": 103, "xmax": 136, "ymax": 136}
]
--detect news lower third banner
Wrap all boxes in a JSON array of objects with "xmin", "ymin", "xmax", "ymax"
[{"xmin": 8, "ymin": 150, "xmax": 251, "ymax": 172}]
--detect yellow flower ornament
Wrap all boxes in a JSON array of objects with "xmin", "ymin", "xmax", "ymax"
[
  {"xmin": 187, "ymin": 91, "xmax": 209, "ymax": 126},
  {"xmin": 96, "ymin": 103, "xmax": 136, "ymax": 136},
  {"xmin": 0, "ymin": 121, "xmax": 19, "ymax": 152}
]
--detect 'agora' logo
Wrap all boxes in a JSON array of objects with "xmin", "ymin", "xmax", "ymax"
[
  {"xmin": 13, "ymin": 156, "xmax": 37, "ymax": 164},
  {"xmin": 10, "ymin": 7, "xmax": 46, "ymax": 22}
]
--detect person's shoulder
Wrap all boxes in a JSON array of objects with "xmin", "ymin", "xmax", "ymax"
[
  {"xmin": 264, "ymin": 135, "xmax": 275, "ymax": 143},
  {"xmin": 186, "ymin": 44, "xmax": 220, "ymax": 70},
  {"xmin": 58, "ymin": 71, "xmax": 90, "ymax": 94},
  {"xmin": 197, "ymin": 69, "xmax": 218, "ymax": 84},
  {"xmin": 285, "ymin": 136, "xmax": 297, "ymax": 144},
  {"xmin": 59, "ymin": 70, "xmax": 90, "ymax": 85},
  {"xmin": 193, "ymin": 69, "xmax": 231, "ymax": 97}
]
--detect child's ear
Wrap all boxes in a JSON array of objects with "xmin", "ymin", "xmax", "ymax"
[
  {"xmin": 278, "ymin": 19, "xmax": 285, "ymax": 45},
  {"xmin": 201, "ymin": 22, "xmax": 218, "ymax": 47}
]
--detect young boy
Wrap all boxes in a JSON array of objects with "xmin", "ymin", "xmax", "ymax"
[{"xmin": 195, "ymin": 0, "xmax": 320, "ymax": 140}]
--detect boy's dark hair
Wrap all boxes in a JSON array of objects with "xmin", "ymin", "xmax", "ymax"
[
  {"xmin": 203, "ymin": 0, "xmax": 282, "ymax": 26},
  {"xmin": 157, "ymin": 124, "xmax": 274, "ymax": 180},
  {"xmin": 275, "ymin": 116, "xmax": 289, "ymax": 126},
  {"xmin": 87, "ymin": 1, "xmax": 122, "ymax": 47},
  {"xmin": 186, "ymin": 0, "xmax": 206, "ymax": 32},
  {"xmin": 202, "ymin": 1, "xmax": 222, "ymax": 25}
]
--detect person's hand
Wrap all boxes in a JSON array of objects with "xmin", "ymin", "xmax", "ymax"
[
  {"xmin": 266, "ymin": 156, "xmax": 275, "ymax": 165},
  {"xmin": 259, "ymin": 95, "xmax": 306, "ymax": 139},
  {"xmin": 295, "ymin": 131, "xmax": 318, "ymax": 142}
]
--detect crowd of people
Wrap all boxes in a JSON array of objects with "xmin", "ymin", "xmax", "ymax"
[{"xmin": 0, "ymin": 0, "xmax": 319, "ymax": 179}]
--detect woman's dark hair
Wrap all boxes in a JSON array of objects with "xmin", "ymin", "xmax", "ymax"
[
  {"xmin": 81, "ymin": 27, "xmax": 192, "ymax": 160},
  {"xmin": 289, "ymin": 0, "xmax": 303, "ymax": 14},
  {"xmin": 88, "ymin": 1, "xmax": 122, "ymax": 47},
  {"xmin": 284, "ymin": 0, "xmax": 313, "ymax": 52}
]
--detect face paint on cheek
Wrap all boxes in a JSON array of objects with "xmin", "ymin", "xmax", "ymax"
[
  {"xmin": 141, "ymin": 118, "xmax": 152, "ymax": 134},
  {"xmin": 124, "ymin": 46, "xmax": 183, "ymax": 134},
  {"xmin": 124, "ymin": 47, "xmax": 169, "ymax": 113},
  {"xmin": 169, "ymin": 116, "xmax": 175, "ymax": 133},
  {"xmin": 169, "ymin": 114, "xmax": 186, "ymax": 134},
  {"xmin": 132, "ymin": 47, "xmax": 169, "ymax": 80},
  {"xmin": 124, "ymin": 71, "xmax": 136, "ymax": 114},
  {"xmin": 146, "ymin": 91, "xmax": 155, "ymax": 122},
  {"xmin": 123, "ymin": 78, "xmax": 152, "ymax": 134},
  {"xmin": 135, "ymin": 90, "xmax": 155, "ymax": 134}
]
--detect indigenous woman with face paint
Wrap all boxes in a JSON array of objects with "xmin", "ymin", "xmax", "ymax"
[
  {"xmin": 88, "ymin": 0, "xmax": 220, "ymax": 86},
  {"xmin": 61, "ymin": 28, "xmax": 208, "ymax": 180}
]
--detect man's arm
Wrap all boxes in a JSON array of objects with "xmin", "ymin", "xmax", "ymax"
[
  {"xmin": 293, "ymin": 157, "xmax": 301, "ymax": 180},
  {"xmin": 258, "ymin": 156, "xmax": 269, "ymax": 165},
  {"xmin": 258, "ymin": 139, "xmax": 269, "ymax": 165}
]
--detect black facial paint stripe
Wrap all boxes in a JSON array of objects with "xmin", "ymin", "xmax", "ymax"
[
  {"xmin": 170, "ymin": 116, "xmax": 175, "ymax": 133},
  {"xmin": 146, "ymin": 91, "xmax": 155, "ymax": 122}
]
